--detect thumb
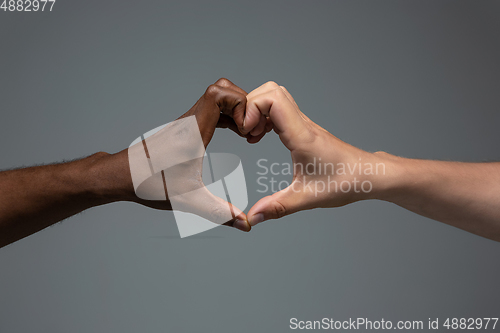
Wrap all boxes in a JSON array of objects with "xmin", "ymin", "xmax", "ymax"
[{"xmin": 247, "ymin": 185, "xmax": 304, "ymax": 226}]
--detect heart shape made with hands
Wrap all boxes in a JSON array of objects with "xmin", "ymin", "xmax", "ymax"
[{"xmin": 128, "ymin": 78, "xmax": 363, "ymax": 237}]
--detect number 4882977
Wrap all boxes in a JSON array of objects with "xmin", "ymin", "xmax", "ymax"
[{"xmin": 1, "ymin": 0, "xmax": 56, "ymax": 11}]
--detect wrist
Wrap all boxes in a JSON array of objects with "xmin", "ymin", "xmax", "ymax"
[
  {"xmin": 367, "ymin": 151, "xmax": 411, "ymax": 202},
  {"xmin": 85, "ymin": 150, "xmax": 137, "ymax": 204}
]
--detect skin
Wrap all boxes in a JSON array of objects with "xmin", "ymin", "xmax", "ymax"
[
  {"xmin": 1, "ymin": 78, "xmax": 499, "ymax": 247},
  {"xmin": 0, "ymin": 78, "xmax": 259, "ymax": 248},
  {"xmin": 243, "ymin": 81, "xmax": 500, "ymax": 242}
]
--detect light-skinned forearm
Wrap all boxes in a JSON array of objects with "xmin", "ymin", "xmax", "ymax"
[{"xmin": 373, "ymin": 152, "xmax": 500, "ymax": 242}]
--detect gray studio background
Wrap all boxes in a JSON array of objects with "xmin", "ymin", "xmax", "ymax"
[{"xmin": 1, "ymin": 1, "xmax": 500, "ymax": 332}]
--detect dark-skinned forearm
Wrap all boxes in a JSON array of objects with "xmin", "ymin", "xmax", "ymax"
[{"xmin": 0, "ymin": 151, "xmax": 136, "ymax": 248}]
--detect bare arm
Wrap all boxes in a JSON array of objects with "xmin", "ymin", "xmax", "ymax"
[
  {"xmin": 0, "ymin": 151, "xmax": 132, "ymax": 247},
  {"xmin": 378, "ymin": 155, "xmax": 500, "ymax": 241}
]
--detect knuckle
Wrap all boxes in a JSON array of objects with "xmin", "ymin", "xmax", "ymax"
[
  {"xmin": 204, "ymin": 84, "xmax": 221, "ymax": 98},
  {"xmin": 272, "ymin": 200, "xmax": 287, "ymax": 219},
  {"xmin": 264, "ymin": 81, "xmax": 279, "ymax": 89},
  {"xmin": 272, "ymin": 86, "xmax": 287, "ymax": 100},
  {"xmin": 215, "ymin": 77, "xmax": 231, "ymax": 87}
]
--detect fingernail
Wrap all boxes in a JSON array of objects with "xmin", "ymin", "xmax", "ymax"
[
  {"xmin": 234, "ymin": 218, "xmax": 251, "ymax": 232},
  {"xmin": 249, "ymin": 213, "xmax": 264, "ymax": 226}
]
